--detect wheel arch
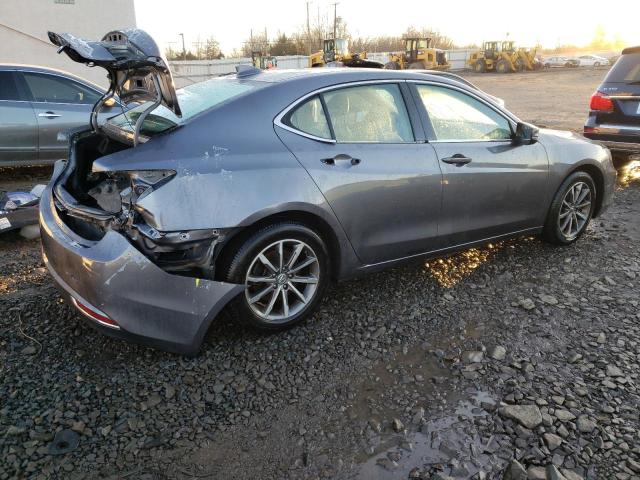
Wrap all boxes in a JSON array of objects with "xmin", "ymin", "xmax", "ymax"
[
  {"xmin": 569, "ymin": 163, "xmax": 605, "ymax": 217},
  {"xmin": 213, "ymin": 208, "xmax": 348, "ymax": 283}
]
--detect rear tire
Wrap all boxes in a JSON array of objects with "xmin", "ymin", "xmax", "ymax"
[
  {"xmin": 220, "ymin": 222, "xmax": 330, "ymax": 331},
  {"xmin": 543, "ymin": 172, "xmax": 596, "ymax": 245}
]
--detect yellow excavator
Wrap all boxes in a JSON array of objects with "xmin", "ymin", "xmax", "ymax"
[
  {"xmin": 384, "ymin": 37, "xmax": 450, "ymax": 70},
  {"xmin": 309, "ymin": 38, "xmax": 383, "ymax": 68},
  {"xmin": 468, "ymin": 41, "xmax": 540, "ymax": 73}
]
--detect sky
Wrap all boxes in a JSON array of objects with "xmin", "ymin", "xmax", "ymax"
[{"xmin": 134, "ymin": 0, "xmax": 639, "ymax": 55}]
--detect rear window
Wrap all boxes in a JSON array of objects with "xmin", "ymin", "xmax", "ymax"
[
  {"xmin": 605, "ymin": 53, "xmax": 640, "ymax": 83},
  {"xmin": 105, "ymin": 77, "xmax": 262, "ymax": 137}
]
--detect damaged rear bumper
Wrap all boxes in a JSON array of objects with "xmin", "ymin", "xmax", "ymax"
[{"xmin": 39, "ymin": 169, "xmax": 244, "ymax": 355}]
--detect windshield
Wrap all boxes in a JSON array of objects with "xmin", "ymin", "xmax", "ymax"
[
  {"xmin": 106, "ymin": 77, "xmax": 262, "ymax": 138},
  {"xmin": 605, "ymin": 53, "xmax": 640, "ymax": 83}
]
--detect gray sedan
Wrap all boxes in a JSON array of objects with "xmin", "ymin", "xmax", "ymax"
[
  {"xmin": 0, "ymin": 65, "xmax": 118, "ymax": 166},
  {"xmin": 41, "ymin": 29, "xmax": 616, "ymax": 355}
]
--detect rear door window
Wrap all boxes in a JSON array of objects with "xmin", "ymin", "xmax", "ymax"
[
  {"xmin": 322, "ymin": 84, "xmax": 414, "ymax": 143},
  {"xmin": 0, "ymin": 71, "xmax": 21, "ymax": 101},
  {"xmin": 605, "ymin": 53, "xmax": 640, "ymax": 83},
  {"xmin": 285, "ymin": 96, "xmax": 332, "ymax": 139},
  {"xmin": 23, "ymin": 72, "xmax": 101, "ymax": 104}
]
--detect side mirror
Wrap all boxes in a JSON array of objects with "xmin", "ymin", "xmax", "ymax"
[{"xmin": 514, "ymin": 122, "xmax": 539, "ymax": 145}]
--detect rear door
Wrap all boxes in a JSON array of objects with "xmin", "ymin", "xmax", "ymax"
[
  {"xmin": 18, "ymin": 71, "xmax": 102, "ymax": 161},
  {"xmin": 411, "ymin": 82, "xmax": 548, "ymax": 246},
  {"xmin": 0, "ymin": 70, "xmax": 38, "ymax": 165},
  {"xmin": 276, "ymin": 82, "xmax": 443, "ymax": 265}
]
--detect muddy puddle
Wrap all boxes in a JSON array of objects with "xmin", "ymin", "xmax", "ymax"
[
  {"xmin": 344, "ymin": 326, "xmax": 507, "ymax": 479},
  {"xmin": 355, "ymin": 391, "xmax": 501, "ymax": 479}
]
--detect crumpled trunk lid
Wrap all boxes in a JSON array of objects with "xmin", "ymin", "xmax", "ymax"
[{"xmin": 48, "ymin": 29, "xmax": 181, "ymax": 117}]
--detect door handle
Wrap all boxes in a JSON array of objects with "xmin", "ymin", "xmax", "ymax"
[
  {"xmin": 321, "ymin": 154, "xmax": 361, "ymax": 166},
  {"xmin": 38, "ymin": 111, "xmax": 61, "ymax": 119},
  {"xmin": 441, "ymin": 154, "xmax": 472, "ymax": 166}
]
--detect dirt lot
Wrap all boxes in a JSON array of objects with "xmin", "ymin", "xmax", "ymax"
[
  {"xmin": 2, "ymin": 68, "xmax": 640, "ymax": 480},
  {"xmin": 469, "ymin": 68, "xmax": 606, "ymax": 133}
]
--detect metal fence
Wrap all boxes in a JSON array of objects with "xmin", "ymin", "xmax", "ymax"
[
  {"xmin": 170, "ymin": 56, "xmax": 309, "ymax": 87},
  {"xmin": 169, "ymin": 49, "xmax": 478, "ymax": 87}
]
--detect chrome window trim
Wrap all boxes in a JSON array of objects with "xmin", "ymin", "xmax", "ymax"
[
  {"xmin": 274, "ymin": 79, "xmax": 420, "ymax": 145},
  {"xmin": 407, "ymin": 79, "xmax": 520, "ymax": 143}
]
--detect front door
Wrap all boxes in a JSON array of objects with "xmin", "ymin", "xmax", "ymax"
[
  {"xmin": 412, "ymin": 82, "xmax": 549, "ymax": 246},
  {"xmin": 276, "ymin": 82, "xmax": 443, "ymax": 265}
]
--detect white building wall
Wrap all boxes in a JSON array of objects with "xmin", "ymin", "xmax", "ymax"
[{"xmin": 0, "ymin": 0, "xmax": 136, "ymax": 87}]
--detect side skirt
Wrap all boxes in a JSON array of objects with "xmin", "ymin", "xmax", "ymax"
[{"xmin": 353, "ymin": 226, "xmax": 543, "ymax": 277}]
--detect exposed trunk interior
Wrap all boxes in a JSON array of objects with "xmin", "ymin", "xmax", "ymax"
[{"xmin": 53, "ymin": 131, "xmax": 224, "ymax": 280}]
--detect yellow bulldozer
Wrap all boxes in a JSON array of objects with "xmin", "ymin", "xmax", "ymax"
[
  {"xmin": 309, "ymin": 38, "xmax": 383, "ymax": 68},
  {"xmin": 468, "ymin": 41, "xmax": 540, "ymax": 73},
  {"xmin": 384, "ymin": 37, "xmax": 450, "ymax": 70}
]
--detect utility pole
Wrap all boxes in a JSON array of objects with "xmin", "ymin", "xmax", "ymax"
[
  {"xmin": 179, "ymin": 33, "xmax": 186, "ymax": 61},
  {"xmin": 306, "ymin": 1, "xmax": 311, "ymax": 54},
  {"xmin": 332, "ymin": 2, "xmax": 339, "ymax": 41}
]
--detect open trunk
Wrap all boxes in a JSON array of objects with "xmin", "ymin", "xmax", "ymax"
[{"xmin": 48, "ymin": 29, "xmax": 223, "ymax": 278}]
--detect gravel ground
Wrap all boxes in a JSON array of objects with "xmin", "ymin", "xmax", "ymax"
[{"xmin": 2, "ymin": 68, "xmax": 640, "ymax": 480}]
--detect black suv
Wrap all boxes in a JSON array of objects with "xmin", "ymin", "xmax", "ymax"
[{"xmin": 584, "ymin": 46, "xmax": 640, "ymax": 158}]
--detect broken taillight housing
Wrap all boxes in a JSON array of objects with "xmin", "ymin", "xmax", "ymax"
[
  {"xmin": 87, "ymin": 169, "xmax": 175, "ymax": 213},
  {"xmin": 589, "ymin": 91, "xmax": 614, "ymax": 113},
  {"xmin": 123, "ymin": 169, "xmax": 176, "ymax": 201}
]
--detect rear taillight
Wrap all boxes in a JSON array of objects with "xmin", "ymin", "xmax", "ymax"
[
  {"xmin": 590, "ymin": 91, "xmax": 614, "ymax": 112},
  {"xmin": 71, "ymin": 297, "xmax": 119, "ymax": 329}
]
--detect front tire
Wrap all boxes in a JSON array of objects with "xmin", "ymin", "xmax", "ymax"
[
  {"xmin": 543, "ymin": 172, "xmax": 596, "ymax": 245},
  {"xmin": 496, "ymin": 59, "xmax": 510, "ymax": 73},
  {"xmin": 221, "ymin": 222, "xmax": 330, "ymax": 330},
  {"xmin": 474, "ymin": 59, "xmax": 487, "ymax": 73}
]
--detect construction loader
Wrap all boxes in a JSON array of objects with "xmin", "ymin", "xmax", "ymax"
[
  {"xmin": 309, "ymin": 38, "xmax": 383, "ymax": 68},
  {"xmin": 384, "ymin": 37, "xmax": 450, "ymax": 70},
  {"xmin": 468, "ymin": 41, "xmax": 540, "ymax": 73}
]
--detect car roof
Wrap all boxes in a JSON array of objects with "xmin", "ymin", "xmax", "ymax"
[
  {"xmin": 230, "ymin": 67, "xmax": 471, "ymax": 88},
  {"xmin": 0, "ymin": 64, "xmax": 105, "ymax": 91}
]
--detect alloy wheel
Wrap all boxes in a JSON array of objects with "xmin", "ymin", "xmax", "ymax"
[
  {"xmin": 244, "ymin": 239, "xmax": 320, "ymax": 323},
  {"xmin": 558, "ymin": 182, "xmax": 592, "ymax": 240}
]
